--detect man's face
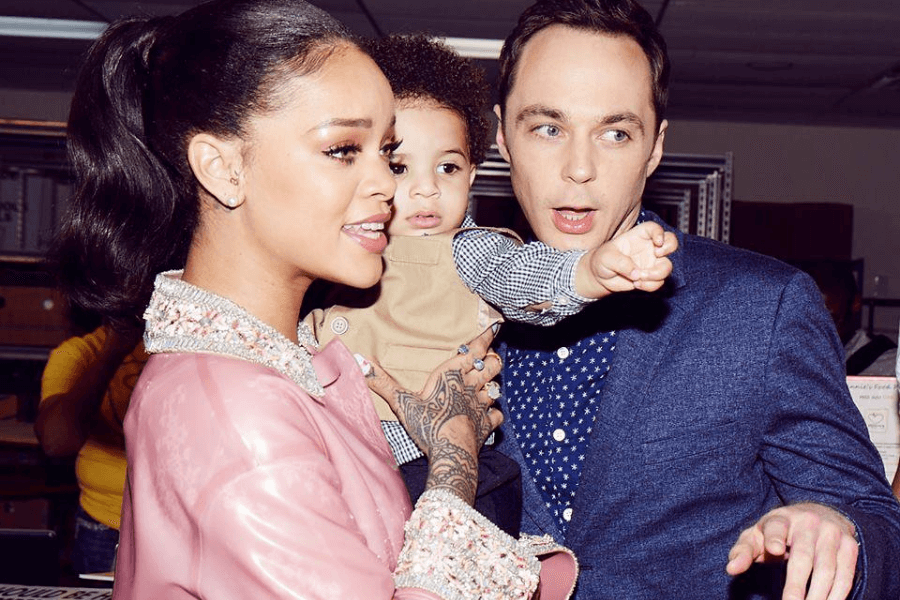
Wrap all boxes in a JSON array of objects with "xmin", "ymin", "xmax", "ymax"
[{"xmin": 496, "ymin": 26, "xmax": 667, "ymax": 251}]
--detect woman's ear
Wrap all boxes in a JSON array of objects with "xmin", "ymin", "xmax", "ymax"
[{"xmin": 187, "ymin": 133, "xmax": 244, "ymax": 209}]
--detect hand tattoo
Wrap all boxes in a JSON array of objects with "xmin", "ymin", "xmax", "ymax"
[{"xmin": 393, "ymin": 369, "xmax": 492, "ymax": 504}]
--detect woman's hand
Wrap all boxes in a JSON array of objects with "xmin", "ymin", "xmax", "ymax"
[{"xmin": 363, "ymin": 328, "xmax": 503, "ymax": 505}]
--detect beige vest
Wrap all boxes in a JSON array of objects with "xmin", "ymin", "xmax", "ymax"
[{"xmin": 306, "ymin": 228, "xmax": 518, "ymax": 420}]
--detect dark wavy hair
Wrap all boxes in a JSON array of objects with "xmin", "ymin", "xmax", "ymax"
[
  {"xmin": 364, "ymin": 34, "xmax": 491, "ymax": 166},
  {"xmin": 497, "ymin": 0, "xmax": 669, "ymax": 129},
  {"xmin": 52, "ymin": 0, "xmax": 355, "ymax": 328}
]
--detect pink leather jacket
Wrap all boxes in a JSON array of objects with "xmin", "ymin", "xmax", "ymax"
[
  {"xmin": 114, "ymin": 344, "xmax": 421, "ymax": 599},
  {"xmin": 112, "ymin": 272, "xmax": 576, "ymax": 599}
]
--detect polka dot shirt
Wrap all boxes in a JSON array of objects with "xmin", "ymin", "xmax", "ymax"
[{"xmin": 504, "ymin": 329, "xmax": 618, "ymax": 534}]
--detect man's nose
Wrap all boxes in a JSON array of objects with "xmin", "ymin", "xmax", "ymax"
[{"xmin": 562, "ymin": 136, "xmax": 597, "ymax": 184}]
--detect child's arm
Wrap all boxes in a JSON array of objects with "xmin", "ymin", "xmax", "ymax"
[
  {"xmin": 574, "ymin": 221, "xmax": 677, "ymax": 299},
  {"xmin": 453, "ymin": 217, "xmax": 677, "ymax": 327}
]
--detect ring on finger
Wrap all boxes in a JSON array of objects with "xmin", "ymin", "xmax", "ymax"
[
  {"xmin": 457, "ymin": 344, "xmax": 470, "ymax": 355},
  {"xmin": 472, "ymin": 358, "xmax": 485, "ymax": 371},
  {"xmin": 485, "ymin": 381, "xmax": 501, "ymax": 400}
]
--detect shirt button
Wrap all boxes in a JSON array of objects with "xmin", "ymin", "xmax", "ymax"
[
  {"xmin": 556, "ymin": 346, "xmax": 570, "ymax": 359},
  {"xmin": 552, "ymin": 428, "xmax": 566, "ymax": 442},
  {"xmin": 330, "ymin": 316, "xmax": 349, "ymax": 335},
  {"xmin": 562, "ymin": 507, "xmax": 573, "ymax": 521}
]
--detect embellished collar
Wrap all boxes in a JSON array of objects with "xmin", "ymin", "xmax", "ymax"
[{"xmin": 143, "ymin": 270, "xmax": 325, "ymax": 397}]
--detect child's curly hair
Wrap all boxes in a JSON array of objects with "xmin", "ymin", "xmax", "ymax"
[{"xmin": 364, "ymin": 33, "xmax": 491, "ymax": 166}]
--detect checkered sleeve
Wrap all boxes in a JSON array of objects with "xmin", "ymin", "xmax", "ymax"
[
  {"xmin": 381, "ymin": 420, "xmax": 496, "ymax": 466},
  {"xmin": 452, "ymin": 216, "xmax": 592, "ymax": 326}
]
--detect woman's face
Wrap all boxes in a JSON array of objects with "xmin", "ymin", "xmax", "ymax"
[{"xmin": 236, "ymin": 46, "xmax": 396, "ymax": 290}]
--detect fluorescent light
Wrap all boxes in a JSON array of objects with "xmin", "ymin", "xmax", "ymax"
[
  {"xmin": 0, "ymin": 19, "xmax": 501, "ymax": 60},
  {"xmin": 440, "ymin": 37, "xmax": 503, "ymax": 60},
  {"xmin": 0, "ymin": 16, "xmax": 107, "ymax": 40}
]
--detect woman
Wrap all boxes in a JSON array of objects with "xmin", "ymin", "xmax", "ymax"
[{"xmin": 55, "ymin": 0, "xmax": 576, "ymax": 598}]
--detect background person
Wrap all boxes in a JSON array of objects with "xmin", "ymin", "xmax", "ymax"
[
  {"xmin": 36, "ymin": 321, "xmax": 146, "ymax": 574},
  {"xmin": 489, "ymin": 0, "xmax": 900, "ymax": 598},
  {"xmin": 54, "ymin": 1, "xmax": 576, "ymax": 598},
  {"xmin": 796, "ymin": 259, "xmax": 897, "ymax": 377}
]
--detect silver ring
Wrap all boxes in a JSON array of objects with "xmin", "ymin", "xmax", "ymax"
[
  {"xmin": 457, "ymin": 344, "xmax": 470, "ymax": 355},
  {"xmin": 472, "ymin": 358, "xmax": 485, "ymax": 371},
  {"xmin": 485, "ymin": 381, "xmax": 501, "ymax": 400}
]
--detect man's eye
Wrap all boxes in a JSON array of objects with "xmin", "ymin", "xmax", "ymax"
[
  {"xmin": 601, "ymin": 129, "xmax": 630, "ymax": 143},
  {"xmin": 389, "ymin": 162, "xmax": 407, "ymax": 176},
  {"xmin": 534, "ymin": 124, "xmax": 561, "ymax": 138}
]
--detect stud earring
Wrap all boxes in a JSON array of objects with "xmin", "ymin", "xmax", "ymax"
[{"xmin": 225, "ymin": 197, "xmax": 239, "ymax": 208}]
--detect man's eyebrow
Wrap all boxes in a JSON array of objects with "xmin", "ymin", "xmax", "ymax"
[
  {"xmin": 515, "ymin": 105, "xmax": 566, "ymax": 125},
  {"xmin": 600, "ymin": 112, "xmax": 645, "ymax": 136}
]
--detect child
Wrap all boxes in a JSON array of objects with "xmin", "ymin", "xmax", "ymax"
[{"xmin": 306, "ymin": 34, "xmax": 677, "ymax": 534}]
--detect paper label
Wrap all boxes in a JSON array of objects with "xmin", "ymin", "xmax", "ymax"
[{"xmin": 847, "ymin": 376, "xmax": 900, "ymax": 480}]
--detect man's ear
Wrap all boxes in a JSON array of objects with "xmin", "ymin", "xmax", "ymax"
[
  {"xmin": 187, "ymin": 132, "xmax": 244, "ymax": 209},
  {"xmin": 645, "ymin": 119, "xmax": 667, "ymax": 178},
  {"xmin": 493, "ymin": 104, "xmax": 511, "ymax": 163}
]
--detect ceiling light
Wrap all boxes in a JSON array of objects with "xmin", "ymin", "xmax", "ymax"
[
  {"xmin": 0, "ymin": 16, "xmax": 107, "ymax": 40},
  {"xmin": 440, "ymin": 37, "xmax": 503, "ymax": 60}
]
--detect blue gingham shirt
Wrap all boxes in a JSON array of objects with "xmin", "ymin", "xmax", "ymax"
[{"xmin": 382, "ymin": 216, "xmax": 595, "ymax": 465}]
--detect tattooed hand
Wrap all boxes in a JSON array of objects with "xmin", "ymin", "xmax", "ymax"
[{"xmin": 364, "ymin": 328, "xmax": 503, "ymax": 505}]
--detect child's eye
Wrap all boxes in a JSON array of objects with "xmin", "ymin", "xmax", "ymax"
[
  {"xmin": 437, "ymin": 163, "xmax": 461, "ymax": 175},
  {"xmin": 324, "ymin": 143, "xmax": 362, "ymax": 163},
  {"xmin": 389, "ymin": 162, "xmax": 407, "ymax": 176}
]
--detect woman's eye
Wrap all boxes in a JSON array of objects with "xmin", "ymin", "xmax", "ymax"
[
  {"xmin": 325, "ymin": 144, "xmax": 361, "ymax": 163},
  {"xmin": 381, "ymin": 139, "xmax": 402, "ymax": 158},
  {"xmin": 534, "ymin": 124, "xmax": 561, "ymax": 138},
  {"xmin": 389, "ymin": 162, "xmax": 407, "ymax": 176},
  {"xmin": 437, "ymin": 163, "xmax": 461, "ymax": 175}
]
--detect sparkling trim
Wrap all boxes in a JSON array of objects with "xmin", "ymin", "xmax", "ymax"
[
  {"xmin": 394, "ymin": 488, "xmax": 541, "ymax": 600},
  {"xmin": 143, "ymin": 270, "xmax": 324, "ymax": 397}
]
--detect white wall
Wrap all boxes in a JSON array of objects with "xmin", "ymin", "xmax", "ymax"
[{"xmin": 666, "ymin": 119, "xmax": 900, "ymax": 339}]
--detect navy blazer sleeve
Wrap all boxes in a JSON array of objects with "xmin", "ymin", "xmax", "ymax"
[{"xmin": 759, "ymin": 270, "xmax": 900, "ymax": 599}]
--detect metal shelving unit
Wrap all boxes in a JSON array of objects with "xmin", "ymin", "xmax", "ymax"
[{"xmin": 472, "ymin": 146, "xmax": 734, "ymax": 243}]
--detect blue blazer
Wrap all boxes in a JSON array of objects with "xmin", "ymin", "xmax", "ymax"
[{"xmin": 497, "ymin": 222, "xmax": 900, "ymax": 599}]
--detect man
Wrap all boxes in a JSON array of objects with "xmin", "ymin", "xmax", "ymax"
[
  {"xmin": 488, "ymin": 1, "xmax": 900, "ymax": 598},
  {"xmin": 798, "ymin": 259, "xmax": 897, "ymax": 377}
]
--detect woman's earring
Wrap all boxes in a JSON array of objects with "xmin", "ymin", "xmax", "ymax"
[{"xmin": 225, "ymin": 196, "xmax": 239, "ymax": 208}]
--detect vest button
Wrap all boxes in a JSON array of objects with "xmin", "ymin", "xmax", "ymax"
[{"xmin": 330, "ymin": 316, "xmax": 349, "ymax": 335}]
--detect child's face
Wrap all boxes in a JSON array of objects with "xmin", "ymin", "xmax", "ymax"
[{"xmin": 387, "ymin": 102, "xmax": 476, "ymax": 236}]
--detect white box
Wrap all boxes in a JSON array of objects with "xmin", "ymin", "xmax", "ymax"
[{"xmin": 847, "ymin": 376, "xmax": 900, "ymax": 481}]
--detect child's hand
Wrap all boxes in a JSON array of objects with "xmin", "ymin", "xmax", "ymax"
[{"xmin": 575, "ymin": 221, "xmax": 678, "ymax": 298}]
